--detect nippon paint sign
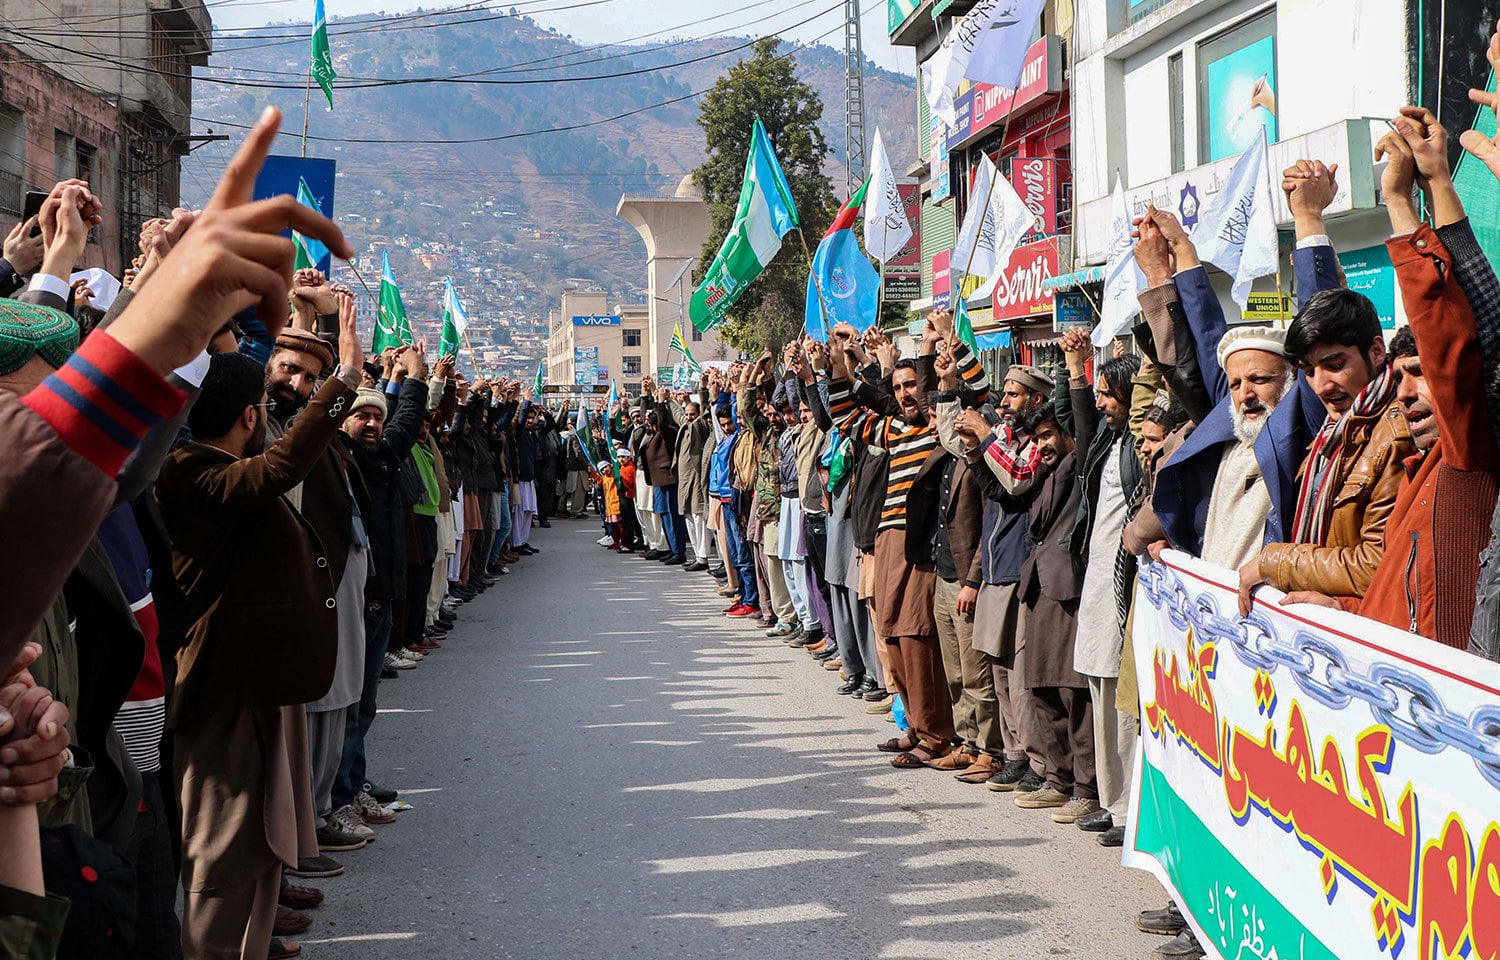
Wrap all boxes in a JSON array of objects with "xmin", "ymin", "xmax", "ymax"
[
  {"xmin": 991, "ymin": 237, "xmax": 1061, "ymax": 321},
  {"xmin": 572, "ymin": 314, "xmax": 621, "ymax": 326}
]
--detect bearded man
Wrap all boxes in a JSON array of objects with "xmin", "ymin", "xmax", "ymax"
[{"xmin": 1148, "ymin": 233, "xmax": 1323, "ymax": 566}]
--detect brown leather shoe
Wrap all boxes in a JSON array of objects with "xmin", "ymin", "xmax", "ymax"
[
  {"xmin": 805, "ymin": 640, "xmax": 830, "ymax": 654},
  {"xmin": 274, "ymin": 905, "xmax": 312, "ymax": 936},
  {"xmin": 925, "ymin": 749, "xmax": 978, "ymax": 771},
  {"xmin": 279, "ymin": 881, "xmax": 324, "ymax": 910}
]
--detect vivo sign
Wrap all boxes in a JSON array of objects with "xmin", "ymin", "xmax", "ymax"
[{"xmin": 572, "ymin": 315, "xmax": 621, "ymax": 326}]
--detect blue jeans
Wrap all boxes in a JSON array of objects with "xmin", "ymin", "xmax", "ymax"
[
  {"xmin": 654, "ymin": 483, "xmax": 688, "ymax": 558},
  {"xmin": 490, "ymin": 485, "xmax": 512, "ymax": 564},
  {"xmin": 334, "ymin": 598, "xmax": 392, "ymax": 810},
  {"xmin": 720, "ymin": 499, "xmax": 758, "ymax": 609}
]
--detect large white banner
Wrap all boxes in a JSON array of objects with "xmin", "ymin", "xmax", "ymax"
[{"xmin": 1126, "ymin": 552, "xmax": 1500, "ymax": 960}]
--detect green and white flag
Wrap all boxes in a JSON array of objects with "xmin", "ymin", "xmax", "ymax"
[
  {"xmin": 688, "ymin": 117, "xmax": 799, "ymax": 332},
  {"xmin": 532, "ymin": 361, "xmax": 545, "ymax": 398},
  {"xmin": 293, "ymin": 178, "xmax": 330, "ymax": 270},
  {"xmin": 311, "ymin": 0, "xmax": 336, "ymax": 109},
  {"xmin": 439, "ymin": 277, "xmax": 466, "ymax": 359},
  {"xmin": 372, "ymin": 249, "xmax": 411, "ymax": 353}
]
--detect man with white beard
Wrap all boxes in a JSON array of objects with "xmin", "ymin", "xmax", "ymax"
[
  {"xmin": 1144, "ymin": 205, "xmax": 1334, "ymax": 566},
  {"xmin": 1194, "ymin": 330, "xmax": 1296, "ymax": 568}
]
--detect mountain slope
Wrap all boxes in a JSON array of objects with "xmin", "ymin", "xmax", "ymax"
[{"xmin": 185, "ymin": 9, "xmax": 916, "ymax": 347}]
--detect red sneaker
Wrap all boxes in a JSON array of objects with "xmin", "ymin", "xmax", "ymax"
[
  {"xmin": 722, "ymin": 603, "xmax": 744, "ymax": 614},
  {"xmin": 727, "ymin": 605, "xmax": 761, "ymax": 619}
]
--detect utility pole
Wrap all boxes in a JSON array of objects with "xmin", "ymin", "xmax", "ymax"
[{"xmin": 843, "ymin": 0, "xmax": 868, "ymax": 196}]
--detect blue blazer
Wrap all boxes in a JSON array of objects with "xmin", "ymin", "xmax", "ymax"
[{"xmin": 1152, "ymin": 246, "xmax": 1340, "ymax": 555}]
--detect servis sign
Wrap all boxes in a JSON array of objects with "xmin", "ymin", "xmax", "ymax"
[{"xmin": 991, "ymin": 238, "xmax": 1058, "ymax": 322}]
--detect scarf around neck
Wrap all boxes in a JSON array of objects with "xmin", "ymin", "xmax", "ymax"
[{"xmin": 1290, "ymin": 363, "xmax": 1397, "ymax": 544}]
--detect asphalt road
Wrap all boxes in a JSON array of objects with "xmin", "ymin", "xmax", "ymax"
[{"xmin": 299, "ymin": 519, "xmax": 1164, "ymax": 959}]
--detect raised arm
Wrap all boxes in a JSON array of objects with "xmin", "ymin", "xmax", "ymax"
[{"xmin": 1284, "ymin": 160, "xmax": 1344, "ymax": 301}]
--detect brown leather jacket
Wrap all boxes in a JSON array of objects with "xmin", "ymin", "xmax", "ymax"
[{"xmin": 1258, "ymin": 400, "xmax": 1416, "ymax": 598}]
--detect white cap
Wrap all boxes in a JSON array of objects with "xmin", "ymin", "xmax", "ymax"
[{"xmin": 1217, "ymin": 326, "xmax": 1287, "ymax": 368}]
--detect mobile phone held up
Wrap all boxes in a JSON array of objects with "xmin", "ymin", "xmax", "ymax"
[{"xmin": 22, "ymin": 191, "xmax": 47, "ymax": 236}]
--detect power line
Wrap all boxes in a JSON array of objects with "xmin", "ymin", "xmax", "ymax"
[
  {"xmin": 2, "ymin": 0, "xmax": 840, "ymax": 91},
  {"xmin": 186, "ymin": 2, "xmax": 868, "ymax": 146}
]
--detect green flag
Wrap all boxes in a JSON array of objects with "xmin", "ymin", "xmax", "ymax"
[
  {"xmin": 532, "ymin": 361, "xmax": 545, "ymax": 398},
  {"xmin": 372, "ymin": 249, "xmax": 411, "ymax": 354},
  {"xmin": 311, "ymin": 0, "xmax": 336, "ymax": 109},
  {"xmin": 955, "ymin": 298, "xmax": 978, "ymax": 353},
  {"xmin": 293, "ymin": 178, "xmax": 330, "ymax": 271},
  {"xmin": 439, "ymin": 277, "xmax": 466, "ymax": 359},
  {"xmin": 688, "ymin": 118, "xmax": 799, "ymax": 332}
]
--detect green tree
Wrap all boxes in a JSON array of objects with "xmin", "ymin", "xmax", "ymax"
[{"xmin": 693, "ymin": 38, "xmax": 835, "ymax": 352}]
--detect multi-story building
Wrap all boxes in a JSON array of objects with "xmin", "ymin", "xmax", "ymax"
[
  {"xmin": 1064, "ymin": 0, "xmax": 1490, "ymax": 331},
  {"xmin": 0, "ymin": 0, "xmax": 212, "ymax": 273},
  {"xmin": 889, "ymin": 0, "xmax": 1074, "ymax": 368},
  {"xmin": 546, "ymin": 287, "xmax": 651, "ymax": 395}
]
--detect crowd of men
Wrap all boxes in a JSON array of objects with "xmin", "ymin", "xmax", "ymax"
[
  {"xmin": 6, "ymin": 40, "xmax": 1500, "ymax": 960},
  {"xmin": 0, "ymin": 107, "xmax": 588, "ymax": 960},
  {"xmin": 578, "ymin": 101, "xmax": 1500, "ymax": 960}
]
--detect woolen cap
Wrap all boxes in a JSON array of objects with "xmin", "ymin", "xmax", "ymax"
[
  {"xmin": 1003, "ymin": 364, "xmax": 1054, "ymax": 394},
  {"xmin": 0, "ymin": 299, "xmax": 78, "ymax": 375},
  {"xmin": 351, "ymin": 387, "xmax": 388, "ymax": 414},
  {"xmin": 274, "ymin": 328, "xmax": 336, "ymax": 373},
  {"xmin": 1217, "ymin": 326, "xmax": 1287, "ymax": 368}
]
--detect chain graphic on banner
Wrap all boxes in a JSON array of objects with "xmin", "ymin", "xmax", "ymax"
[{"xmin": 1138, "ymin": 562, "xmax": 1500, "ymax": 789}]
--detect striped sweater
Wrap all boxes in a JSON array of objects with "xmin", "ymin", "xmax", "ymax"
[
  {"xmin": 830, "ymin": 343, "xmax": 990, "ymax": 533},
  {"xmin": 23, "ymin": 330, "xmax": 185, "ymax": 477}
]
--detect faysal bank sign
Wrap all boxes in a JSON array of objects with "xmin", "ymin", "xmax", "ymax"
[{"xmin": 572, "ymin": 315, "xmax": 621, "ymax": 326}]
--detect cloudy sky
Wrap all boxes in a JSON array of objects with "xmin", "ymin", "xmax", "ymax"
[{"xmin": 210, "ymin": 0, "xmax": 914, "ymax": 73}]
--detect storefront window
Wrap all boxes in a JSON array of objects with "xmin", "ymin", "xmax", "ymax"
[{"xmin": 1196, "ymin": 12, "xmax": 1278, "ymax": 163}]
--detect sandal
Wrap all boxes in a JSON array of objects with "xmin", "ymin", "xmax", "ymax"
[
  {"xmin": 876, "ymin": 735, "xmax": 917, "ymax": 753},
  {"xmin": 891, "ymin": 744, "xmax": 947, "ymax": 768}
]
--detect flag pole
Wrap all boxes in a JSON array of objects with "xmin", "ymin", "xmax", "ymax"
[
  {"xmin": 796, "ymin": 227, "xmax": 835, "ymax": 335},
  {"xmin": 301, "ymin": 64, "xmax": 313, "ymax": 159},
  {"xmin": 460, "ymin": 330, "xmax": 486, "ymax": 380},
  {"xmin": 341, "ymin": 256, "xmax": 413, "ymax": 351},
  {"xmin": 951, "ymin": 86, "xmax": 1019, "ymax": 299}
]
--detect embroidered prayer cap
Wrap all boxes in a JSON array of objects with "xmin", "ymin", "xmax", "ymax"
[{"xmin": 0, "ymin": 299, "xmax": 79, "ymax": 375}]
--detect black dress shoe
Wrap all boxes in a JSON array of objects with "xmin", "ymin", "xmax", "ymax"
[
  {"xmin": 836, "ymin": 673, "xmax": 865, "ymax": 695},
  {"xmin": 1098, "ymin": 824, "xmax": 1125, "ymax": 847},
  {"xmin": 644, "ymin": 549, "xmax": 666, "ymax": 560},
  {"xmin": 1075, "ymin": 808, "xmax": 1113, "ymax": 832},
  {"xmin": 812, "ymin": 645, "xmax": 839, "ymax": 662},
  {"xmin": 856, "ymin": 677, "xmax": 879, "ymax": 697},
  {"xmin": 538, "ymin": 519, "xmax": 551, "ymax": 527},
  {"xmin": 663, "ymin": 554, "xmax": 686, "ymax": 565},
  {"xmin": 861, "ymin": 686, "xmax": 890, "ymax": 702},
  {"xmin": 683, "ymin": 560, "xmax": 709, "ymax": 572},
  {"xmin": 380, "ymin": 667, "xmax": 398, "ymax": 680}
]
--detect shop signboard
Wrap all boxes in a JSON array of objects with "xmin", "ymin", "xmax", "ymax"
[
  {"xmin": 967, "ymin": 36, "xmax": 1064, "ymax": 140},
  {"xmin": 1009, "ymin": 156, "xmax": 1057, "ymax": 238},
  {"xmin": 929, "ymin": 117, "xmax": 950, "ymax": 202},
  {"xmin": 931, "ymin": 250, "xmax": 951, "ymax": 309},
  {"xmin": 883, "ymin": 181, "xmax": 922, "ymax": 302},
  {"xmin": 1338, "ymin": 245, "xmax": 1397, "ymax": 330},
  {"xmin": 991, "ymin": 238, "xmax": 1059, "ymax": 322},
  {"xmin": 1241, "ymin": 293, "xmax": 1295, "ymax": 321}
]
